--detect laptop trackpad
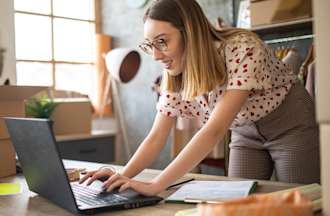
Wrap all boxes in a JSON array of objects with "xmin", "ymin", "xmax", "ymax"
[
  {"xmin": 114, "ymin": 188, "xmax": 140, "ymax": 198},
  {"xmin": 90, "ymin": 180, "xmax": 140, "ymax": 198}
]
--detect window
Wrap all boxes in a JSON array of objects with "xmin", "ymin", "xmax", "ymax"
[{"xmin": 14, "ymin": 0, "xmax": 96, "ymax": 99}]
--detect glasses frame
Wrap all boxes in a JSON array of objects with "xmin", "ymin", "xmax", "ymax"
[{"xmin": 138, "ymin": 38, "xmax": 169, "ymax": 55}]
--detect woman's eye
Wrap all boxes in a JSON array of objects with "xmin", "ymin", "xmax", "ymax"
[
  {"xmin": 157, "ymin": 39, "xmax": 167, "ymax": 47},
  {"xmin": 157, "ymin": 38, "xmax": 165, "ymax": 44}
]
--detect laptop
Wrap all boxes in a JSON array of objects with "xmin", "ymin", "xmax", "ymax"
[{"xmin": 4, "ymin": 117, "xmax": 163, "ymax": 215}]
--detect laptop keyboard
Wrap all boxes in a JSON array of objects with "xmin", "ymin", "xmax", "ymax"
[{"xmin": 72, "ymin": 183, "xmax": 128, "ymax": 206}]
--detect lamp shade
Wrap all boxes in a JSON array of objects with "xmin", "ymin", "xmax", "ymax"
[{"xmin": 105, "ymin": 48, "xmax": 141, "ymax": 83}]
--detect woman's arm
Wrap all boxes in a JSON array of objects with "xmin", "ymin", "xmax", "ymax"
[
  {"xmin": 121, "ymin": 112, "xmax": 175, "ymax": 178},
  {"xmin": 79, "ymin": 111, "xmax": 175, "ymax": 185},
  {"xmin": 152, "ymin": 89, "xmax": 249, "ymax": 190},
  {"xmin": 99, "ymin": 89, "xmax": 249, "ymax": 196}
]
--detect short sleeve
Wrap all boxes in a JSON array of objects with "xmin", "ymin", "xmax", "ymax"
[
  {"xmin": 225, "ymin": 34, "xmax": 272, "ymax": 91},
  {"xmin": 156, "ymin": 91, "xmax": 182, "ymax": 117}
]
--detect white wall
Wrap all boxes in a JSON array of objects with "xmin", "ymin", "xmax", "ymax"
[
  {"xmin": 0, "ymin": 0, "xmax": 17, "ymax": 85},
  {"xmin": 314, "ymin": 0, "xmax": 330, "ymax": 215}
]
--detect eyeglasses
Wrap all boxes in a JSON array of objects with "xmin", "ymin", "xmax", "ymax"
[{"xmin": 138, "ymin": 38, "xmax": 168, "ymax": 55}]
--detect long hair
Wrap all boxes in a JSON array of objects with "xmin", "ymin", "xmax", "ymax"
[{"xmin": 144, "ymin": 0, "xmax": 260, "ymax": 101}]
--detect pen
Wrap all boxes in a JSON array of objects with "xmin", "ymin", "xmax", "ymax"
[
  {"xmin": 183, "ymin": 198, "xmax": 224, "ymax": 204},
  {"xmin": 166, "ymin": 178, "xmax": 195, "ymax": 190}
]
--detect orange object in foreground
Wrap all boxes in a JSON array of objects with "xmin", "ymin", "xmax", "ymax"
[
  {"xmin": 198, "ymin": 191, "xmax": 313, "ymax": 216},
  {"xmin": 66, "ymin": 168, "xmax": 80, "ymax": 182}
]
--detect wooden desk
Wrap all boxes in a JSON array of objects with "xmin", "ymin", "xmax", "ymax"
[{"xmin": 0, "ymin": 160, "xmax": 301, "ymax": 216}]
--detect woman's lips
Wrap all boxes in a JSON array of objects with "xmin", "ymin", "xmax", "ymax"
[{"xmin": 163, "ymin": 60, "xmax": 172, "ymax": 69}]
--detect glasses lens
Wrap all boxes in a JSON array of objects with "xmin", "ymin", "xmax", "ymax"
[{"xmin": 154, "ymin": 39, "xmax": 167, "ymax": 52}]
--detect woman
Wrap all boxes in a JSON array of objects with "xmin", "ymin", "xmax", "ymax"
[{"xmin": 80, "ymin": 0, "xmax": 319, "ymax": 196}]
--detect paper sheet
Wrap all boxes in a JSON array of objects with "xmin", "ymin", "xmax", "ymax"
[{"xmin": 166, "ymin": 180, "xmax": 257, "ymax": 203}]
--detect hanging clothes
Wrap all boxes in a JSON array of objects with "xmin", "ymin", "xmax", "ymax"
[
  {"xmin": 275, "ymin": 47, "xmax": 290, "ymax": 60},
  {"xmin": 305, "ymin": 61, "xmax": 316, "ymax": 99},
  {"xmin": 298, "ymin": 44, "xmax": 315, "ymax": 85},
  {"xmin": 282, "ymin": 49, "xmax": 302, "ymax": 75}
]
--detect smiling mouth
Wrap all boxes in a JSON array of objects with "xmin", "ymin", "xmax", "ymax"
[{"xmin": 162, "ymin": 60, "xmax": 172, "ymax": 69}]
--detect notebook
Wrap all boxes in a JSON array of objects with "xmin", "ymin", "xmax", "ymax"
[
  {"xmin": 0, "ymin": 183, "xmax": 22, "ymax": 196},
  {"xmin": 166, "ymin": 180, "xmax": 257, "ymax": 203}
]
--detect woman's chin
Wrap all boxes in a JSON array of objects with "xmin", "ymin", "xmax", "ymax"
[{"xmin": 166, "ymin": 69, "xmax": 182, "ymax": 76}]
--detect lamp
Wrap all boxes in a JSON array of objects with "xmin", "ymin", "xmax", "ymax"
[{"xmin": 104, "ymin": 48, "xmax": 141, "ymax": 161}]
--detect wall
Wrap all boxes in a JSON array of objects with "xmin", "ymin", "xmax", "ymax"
[
  {"xmin": 314, "ymin": 0, "xmax": 330, "ymax": 214},
  {"xmin": 0, "ymin": 0, "xmax": 17, "ymax": 85},
  {"xmin": 101, "ymin": 0, "xmax": 234, "ymax": 168}
]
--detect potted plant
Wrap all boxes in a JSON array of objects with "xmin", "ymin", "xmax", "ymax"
[{"xmin": 25, "ymin": 96, "xmax": 58, "ymax": 119}]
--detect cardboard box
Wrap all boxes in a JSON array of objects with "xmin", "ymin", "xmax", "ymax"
[
  {"xmin": 0, "ymin": 139, "xmax": 16, "ymax": 177},
  {"xmin": 51, "ymin": 98, "xmax": 92, "ymax": 135},
  {"xmin": 250, "ymin": 0, "xmax": 312, "ymax": 27},
  {"xmin": 0, "ymin": 85, "xmax": 46, "ymax": 177},
  {"xmin": 0, "ymin": 86, "xmax": 47, "ymax": 139}
]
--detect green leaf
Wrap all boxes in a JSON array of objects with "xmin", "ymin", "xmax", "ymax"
[{"xmin": 25, "ymin": 96, "xmax": 58, "ymax": 119}]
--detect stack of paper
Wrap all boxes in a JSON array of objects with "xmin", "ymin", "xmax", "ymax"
[
  {"xmin": 174, "ymin": 183, "xmax": 322, "ymax": 216},
  {"xmin": 270, "ymin": 183, "xmax": 322, "ymax": 212}
]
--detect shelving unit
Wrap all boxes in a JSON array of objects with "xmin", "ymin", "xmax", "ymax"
[
  {"xmin": 250, "ymin": 17, "xmax": 313, "ymax": 35},
  {"xmin": 247, "ymin": 17, "xmax": 314, "ymax": 51}
]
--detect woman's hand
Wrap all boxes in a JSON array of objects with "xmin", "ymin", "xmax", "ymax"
[
  {"xmin": 79, "ymin": 166, "xmax": 116, "ymax": 186},
  {"xmin": 103, "ymin": 173, "xmax": 162, "ymax": 196}
]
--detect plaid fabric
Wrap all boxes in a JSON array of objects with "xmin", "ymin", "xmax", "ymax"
[{"xmin": 228, "ymin": 83, "xmax": 320, "ymax": 184}]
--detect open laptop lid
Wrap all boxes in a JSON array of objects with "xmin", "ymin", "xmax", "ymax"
[{"xmin": 4, "ymin": 117, "xmax": 79, "ymax": 214}]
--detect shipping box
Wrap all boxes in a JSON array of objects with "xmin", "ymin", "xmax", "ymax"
[
  {"xmin": 0, "ymin": 87, "xmax": 93, "ymax": 177},
  {"xmin": 250, "ymin": 0, "xmax": 312, "ymax": 27},
  {"xmin": 51, "ymin": 98, "xmax": 92, "ymax": 135},
  {"xmin": 0, "ymin": 86, "xmax": 46, "ymax": 177},
  {"xmin": 0, "ymin": 140, "xmax": 15, "ymax": 178}
]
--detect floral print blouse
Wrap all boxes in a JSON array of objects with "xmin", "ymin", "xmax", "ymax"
[{"xmin": 156, "ymin": 33, "xmax": 297, "ymax": 128}]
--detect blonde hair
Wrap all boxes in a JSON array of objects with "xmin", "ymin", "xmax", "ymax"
[{"xmin": 144, "ymin": 0, "xmax": 260, "ymax": 101}]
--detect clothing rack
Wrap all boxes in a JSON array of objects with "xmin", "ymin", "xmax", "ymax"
[{"xmin": 264, "ymin": 34, "xmax": 314, "ymax": 44}]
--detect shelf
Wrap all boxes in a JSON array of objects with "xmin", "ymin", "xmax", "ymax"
[
  {"xmin": 56, "ymin": 129, "xmax": 116, "ymax": 142},
  {"xmin": 249, "ymin": 17, "xmax": 313, "ymax": 35}
]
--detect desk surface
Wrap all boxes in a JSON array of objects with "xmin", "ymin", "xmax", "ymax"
[{"xmin": 0, "ymin": 160, "xmax": 301, "ymax": 216}]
